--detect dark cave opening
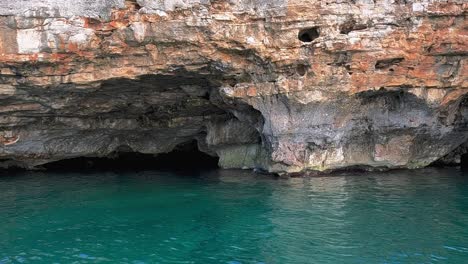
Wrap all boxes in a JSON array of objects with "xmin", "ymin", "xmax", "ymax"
[
  {"xmin": 42, "ymin": 141, "xmax": 219, "ymax": 172},
  {"xmin": 462, "ymin": 153, "xmax": 468, "ymax": 171},
  {"xmin": 0, "ymin": 71, "xmax": 265, "ymax": 174},
  {"xmin": 298, "ymin": 27, "xmax": 320, "ymax": 42}
]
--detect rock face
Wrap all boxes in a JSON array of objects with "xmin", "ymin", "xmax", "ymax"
[{"xmin": 0, "ymin": 0, "xmax": 466, "ymax": 174}]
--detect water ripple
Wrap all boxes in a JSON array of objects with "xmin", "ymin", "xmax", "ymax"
[{"xmin": 0, "ymin": 168, "xmax": 467, "ymax": 263}]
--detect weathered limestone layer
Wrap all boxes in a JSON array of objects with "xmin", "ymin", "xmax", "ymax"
[{"xmin": 0, "ymin": 0, "xmax": 466, "ymax": 174}]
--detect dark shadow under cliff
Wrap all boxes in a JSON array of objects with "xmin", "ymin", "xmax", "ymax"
[{"xmin": 41, "ymin": 141, "xmax": 219, "ymax": 172}]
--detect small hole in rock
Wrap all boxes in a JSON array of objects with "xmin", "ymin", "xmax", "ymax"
[
  {"xmin": 225, "ymin": 78, "xmax": 237, "ymax": 87},
  {"xmin": 296, "ymin": 64, "xmax": 308, "ymax": 76},
  {"xmin": 298, "ymin": 27, "xmax": 319, "ymax": 43}
]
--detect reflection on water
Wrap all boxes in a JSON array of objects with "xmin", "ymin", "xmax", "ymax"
[{"xmin": 0, "ymin": 168, "xmax": 467, "ymax": 263}]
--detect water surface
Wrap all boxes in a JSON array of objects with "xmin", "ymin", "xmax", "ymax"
[{"xmin": 1, "ymin": 168, "xmax": 468, "ymax": 263}]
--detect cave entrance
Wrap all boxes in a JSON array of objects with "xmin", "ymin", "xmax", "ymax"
[
  {"xmin": 42, "ymin": 140, "xmax": 219, "ymax": 172},
  {"xmin": 462, "ymin": 153, "xmax": 468, "ymax": 171}
]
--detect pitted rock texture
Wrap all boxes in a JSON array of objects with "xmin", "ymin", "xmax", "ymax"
[{"xmin": 0, "ymin": 0, "xmax": 466, "ymax": 174}]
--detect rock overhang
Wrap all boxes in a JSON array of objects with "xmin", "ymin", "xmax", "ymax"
[{"xmin": 0, "ymin": 0, "xmax": 466, "ymax": 174}]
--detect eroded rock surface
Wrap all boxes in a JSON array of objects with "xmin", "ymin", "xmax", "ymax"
[{"xmin": 0, "ymin": 0, "xmax": 466, "ymax": 174}]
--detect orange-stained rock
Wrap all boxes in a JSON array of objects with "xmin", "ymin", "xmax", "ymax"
[{"xmin": 0, "ymin": 0, "xmax": 466, "ymax": 174}]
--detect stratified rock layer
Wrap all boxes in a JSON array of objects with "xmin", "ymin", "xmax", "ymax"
[{"xmin": 0, "ymin": 0, "xmax": 466, "ymax": 174}]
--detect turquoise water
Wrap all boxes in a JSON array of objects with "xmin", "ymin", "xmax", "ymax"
[{"xmin": 1, "ymin": 168, "xmax": 468, "ymax": 263}]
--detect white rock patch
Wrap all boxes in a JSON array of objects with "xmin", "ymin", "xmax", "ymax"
[
  {"xmin": 131, "ymin": 22, "xmax": 147, "ymax": 43},
  {"xmin": 17, "ymin": 29, "xmax": 42, "ymax": 54}
]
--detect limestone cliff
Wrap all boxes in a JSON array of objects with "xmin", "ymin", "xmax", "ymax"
[{"xmin": 0, "ymin": 0, "xmax": 466, "ymax": 174}]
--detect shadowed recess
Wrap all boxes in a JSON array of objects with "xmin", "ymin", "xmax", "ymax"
[
  {"xmin": 42, "ymin": 140, "xmax": 219, "ymax": 172},
  {"xmin": 462, "ymin": 153, "xmax": 468, "ymax": 171},
  {"xmin": 298, "ymin": 27, "xmax": 319, "ymax": 42}
]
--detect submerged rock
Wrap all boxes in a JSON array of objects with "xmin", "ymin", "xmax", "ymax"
[{"xmin": 0, "ymin": 0, "xmax": 466, "ymax": 174}]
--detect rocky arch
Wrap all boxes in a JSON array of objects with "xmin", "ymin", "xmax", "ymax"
[{"xmin": 0, "ymin": 71, "xmax": 266, "ymax": 171}]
